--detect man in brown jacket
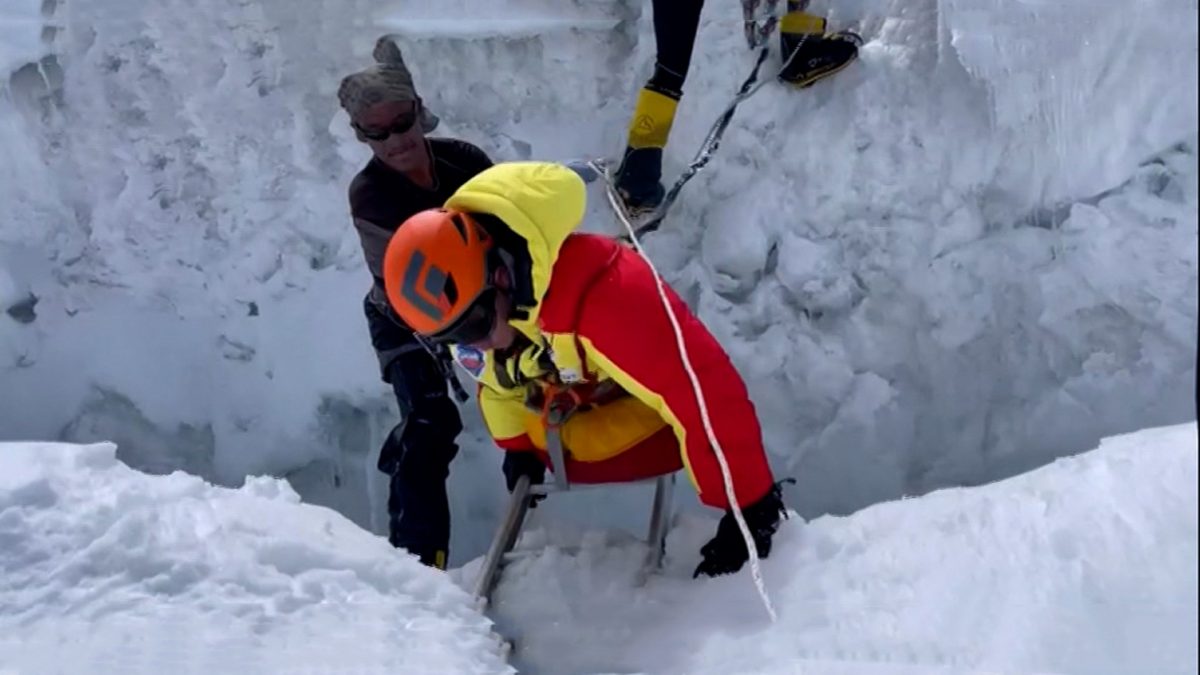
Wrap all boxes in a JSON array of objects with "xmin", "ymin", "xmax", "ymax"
[{"xmin": 338, "ymin": 36, "xmax": 494, "ymax": 570}]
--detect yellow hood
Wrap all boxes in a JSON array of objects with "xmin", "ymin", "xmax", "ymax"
[{"xmin": 444, "ymin": 161, "xmax": 586, "ymax": 331}]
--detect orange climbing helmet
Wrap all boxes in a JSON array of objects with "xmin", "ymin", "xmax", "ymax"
[{"xmin": 383, "ymin": 208, "xmax": 498, "ymax": 344}]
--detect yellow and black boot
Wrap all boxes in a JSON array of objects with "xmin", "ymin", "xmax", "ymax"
[
  {"xmin": 614, "ymin": 84, "xmax": 681, "ymax": 213},
  {"xmin": 778, "ymin": 11, "xmax": 862, "ymax": 88}
]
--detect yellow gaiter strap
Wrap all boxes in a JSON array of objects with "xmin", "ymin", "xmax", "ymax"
[
  {"xmin": 626, "ymin": 87, "xmax": 679, "ymax": 150},
  {"xmin": 780, "ymin": 11, "xmax": 827, "ymax": 35}
]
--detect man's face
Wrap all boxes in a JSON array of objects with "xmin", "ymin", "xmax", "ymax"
[
  {"xmin": 460, "ymin": 266, "xmax": 518, "ymax": 352},
  {"xmin": 353, "ymin": 100, "xmax": 427, "ymax": 172},
  {"xmin": 466, "ymin": 288, "xmax": 518, "ymax": 352}
]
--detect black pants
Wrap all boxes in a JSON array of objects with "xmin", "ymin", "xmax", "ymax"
[
  {"xmin": 618, "ymin": 0, "xmax": 707, "ymax": 201},
  {"xmin": 364, "ymin": 294, "xmax": 462, "ymax": 566},
  {"xmin": 647, "ymin": 0, "xmax": 706, "ymax": 98}
]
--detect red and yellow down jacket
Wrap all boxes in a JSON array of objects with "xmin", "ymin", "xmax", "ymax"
[{"xmin": 448, "ymin": 162, "xmax": 773, "ymax": 509}]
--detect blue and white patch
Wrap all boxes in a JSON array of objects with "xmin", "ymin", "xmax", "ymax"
[{"xmin": 452, "ymin": 344, "xmax": 486, "ymax": 382}]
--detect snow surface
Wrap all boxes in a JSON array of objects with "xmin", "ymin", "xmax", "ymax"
[
  {"xmin": 2, "ymin": 424, "xmax": 1195, "ymax": 674},
  {"xmin": 0, "ymin": 1, "xmax": 47, "ymax": 79},
  {"xmin": 1, "ymin": 0, "xmax": 1197, "ymax": 567},
  {"xmin": 0, "ymin": 441, "xmax": 513, "ymax": 675},
  {"xmin": 477, "ymin": 422, "xmax": 1199, "ymax": 674}
]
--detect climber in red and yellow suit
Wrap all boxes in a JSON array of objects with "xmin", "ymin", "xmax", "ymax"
[{"xmin": 381, "ymin": 161, "xmax": 789, "ymax": 577}]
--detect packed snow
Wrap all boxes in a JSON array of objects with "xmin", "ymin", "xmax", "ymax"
[
  {"xmin": 478, "ymin": 423, "xmax": 1198, "ymax": 675},
  {"xmin": 1, "ymin": 425, "xmax": 1194, "ymax": 674},
  {"xmin": 0, "ymin": 441, "xmax": 513, "ymax": 675}
]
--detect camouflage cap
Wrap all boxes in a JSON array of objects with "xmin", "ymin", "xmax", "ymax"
[{"xmin": 337, "ymin": 35, "xmax": 439, "ymax": 133}]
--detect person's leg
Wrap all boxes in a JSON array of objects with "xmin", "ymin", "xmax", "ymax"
[
  {"xmin": 364, "ymin": 293, "xmax": 462, "ymax": 569},
  {"xmin": 614, "ymin": 0, "xmax": 706, "ymax": 211},
  {"xmin": 380, "ymin": 413, "xmax": 458, "ymax": 568}
]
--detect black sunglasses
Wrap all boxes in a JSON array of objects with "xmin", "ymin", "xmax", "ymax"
[
  {"xmin": 428, "ymin": 288, "xmax": 499, "ymax": 346},
  {"xmin": 353, "ymin": 108, "xmax": 420, "ymax": 142}
]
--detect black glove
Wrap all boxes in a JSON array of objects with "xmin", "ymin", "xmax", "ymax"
[
  {"xmin": 502, "ymin": 451, "xmax": 547, "ymax": 507},
  {"xmin": 693, "ymin": 479, "xmax": 794, "ymax": 579}
]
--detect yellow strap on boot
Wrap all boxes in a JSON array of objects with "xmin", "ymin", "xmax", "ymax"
[
  {"xmin": 780, "ymin": 11, "xmax": 826, "ymax": 35},
  {"xmin": 626, "ymin": 88, "xmax": 679, "ymax": 150}
]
